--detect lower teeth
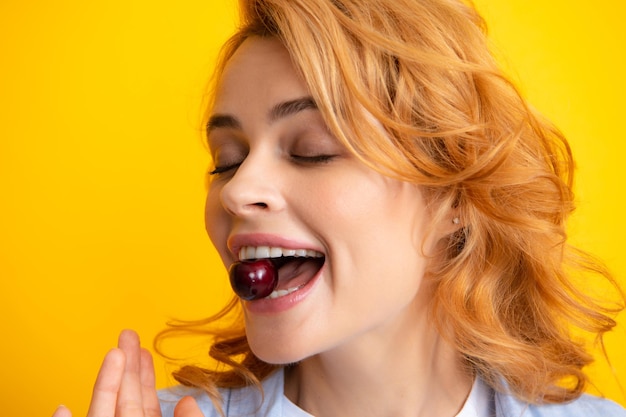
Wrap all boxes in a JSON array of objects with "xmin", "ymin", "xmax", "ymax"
[{"xmin": 267, "ymin": 284, "xmax": 304, "ymax": 299}]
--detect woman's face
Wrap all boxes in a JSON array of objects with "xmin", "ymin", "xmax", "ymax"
[{"xmin": 205, "ymin": 37, "xmax": 446, "ymax": 363}]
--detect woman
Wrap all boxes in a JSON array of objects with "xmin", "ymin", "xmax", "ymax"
[{"xmin": 54, "ymin": 0, "xmax": 625, "ymax": 416}]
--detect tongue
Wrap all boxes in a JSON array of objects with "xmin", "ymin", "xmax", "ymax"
[{"xmin": 274, "ymin": 258, "xmax": 322, "ymax": 291}]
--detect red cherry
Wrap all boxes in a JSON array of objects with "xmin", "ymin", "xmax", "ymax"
[{"xmin": 229, "ymin": 259, "xmax": 278, "ymax": 300}]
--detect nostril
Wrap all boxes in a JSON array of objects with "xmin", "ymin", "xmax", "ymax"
[{"xmin": 219, "ymin": 170, "xmax": 283, "ymax": 214}]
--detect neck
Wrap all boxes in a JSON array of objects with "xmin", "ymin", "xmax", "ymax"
[{"xmin": 284, "ymin": 301, "xmax": 472, "ymax": 417}]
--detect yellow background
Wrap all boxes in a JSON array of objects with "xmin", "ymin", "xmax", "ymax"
[{"xmin": 0, "ymin": 1, "xmax": 624, "ymax": 416}]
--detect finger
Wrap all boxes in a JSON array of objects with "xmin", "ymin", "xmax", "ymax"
[
  {"xmin": 52, "ymin": 405, "xmax": 72, "ymax": 417},
  {"xmin": 139, "ymin": 348, "xmax": 162, "ymax": 417},
  {"xmin": 174, "ymin": 397, "xmax": 205, "ymax": 417},
  {"xmin": 116, "ymin": 329, "xmax": 145, "ymax": 417},
  {"xmin": 86, "ymin": 348, "xmax": 126, "ymax": 417}
]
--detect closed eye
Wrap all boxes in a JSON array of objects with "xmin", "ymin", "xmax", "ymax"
[
  {"xmin": 290, "ymin": 154, "xmax": 336, "ymax": 164},
  {"xmin": 209, "ymin": 162, "xmax": 242, "ymax": 175}
]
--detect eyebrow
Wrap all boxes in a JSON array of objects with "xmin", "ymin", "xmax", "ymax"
[
  {"xmin": 206, "ymin": 96, "xmax": 318, "ymax": 135},
  {"xmin": 206, "ymin": 114, "xmax": 241, "ymax": 133},
  {"xmin": 269, "ymin": 96, "xmax": 317, "ymax": 122}
]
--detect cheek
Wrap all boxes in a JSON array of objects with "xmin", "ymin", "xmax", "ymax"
[
  {"xmin": 309, "ymin": 174, "xmax": 379, "ymax": 218},
  {"xmin": 204, "ymin": 186, "xmax": 229, "ymax": 257},
  {"xmin": 324, "ymin": 178, "xmax": 428, "ymax": 274},
  {"xmin": 316, "ymin": 177, "xmax": 415, "ymax": 237}
]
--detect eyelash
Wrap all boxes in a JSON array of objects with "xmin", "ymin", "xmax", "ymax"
[
  {"xmin": 209, "ymin": 154, "xmax": 336, "ymax": 176},
  {"xmin": 290, "ymin": 154, "xmax": 336, "ymax": 164},
  {"xmin": 209, "ymin": 163, "xmax": 241, "ymax": 176}
]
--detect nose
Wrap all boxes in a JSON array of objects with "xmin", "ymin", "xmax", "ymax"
[{"xmin": 219, "ymin": 152, "xmax": 286, "ymax": 217}]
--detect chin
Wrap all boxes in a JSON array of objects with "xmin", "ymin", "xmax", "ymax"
[{"xmin": 247, "ymin": 335, "xmax": 314, "ymax": 365}]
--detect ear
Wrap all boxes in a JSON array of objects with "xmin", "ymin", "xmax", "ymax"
[{"xmin": 435, "ymin": 206, "xmax": 464, "ymax": 238}]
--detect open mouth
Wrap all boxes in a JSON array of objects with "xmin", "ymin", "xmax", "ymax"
[{"xmin": 231, "ymin": 246, "xmax": 325, "ymax": 300}]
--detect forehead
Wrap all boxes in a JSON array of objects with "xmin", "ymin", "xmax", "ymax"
[{"xmin": 213, "ymin": 37, "xmax": 310, "ymax": 112}]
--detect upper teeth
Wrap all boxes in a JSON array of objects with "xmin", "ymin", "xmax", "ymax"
[{"xmin": 239, "ymin": 246, "xmax": 324, "ymax": 261}]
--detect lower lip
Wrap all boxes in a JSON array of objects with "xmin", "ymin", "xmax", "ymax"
[{"xmin": 243, "ymin": 262, "xmax": 325, "ymax": 314}]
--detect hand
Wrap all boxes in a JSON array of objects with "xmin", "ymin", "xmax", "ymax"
[{"xmin": 52, "ymin": 330, "xmax": 204, "ymax": 417}]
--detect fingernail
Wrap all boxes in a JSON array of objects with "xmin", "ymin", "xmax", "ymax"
[{"xmin": 54, "ymin": 405, "xmax": 71, "ymax": 417}]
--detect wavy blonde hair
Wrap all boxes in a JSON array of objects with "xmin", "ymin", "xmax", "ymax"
[{"xmin": 156, "ymin": 0, "xmax": 623, "ymax": 412}]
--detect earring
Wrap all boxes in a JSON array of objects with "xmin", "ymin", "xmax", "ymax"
[{"xmin": 452, "ymin": 217, "xmax": 460, "ymax": 225}]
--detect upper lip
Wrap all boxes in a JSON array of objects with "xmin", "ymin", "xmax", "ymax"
[{"xmin": 228, "ymin": 233, "xmax": 325, "ymax": 261}]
